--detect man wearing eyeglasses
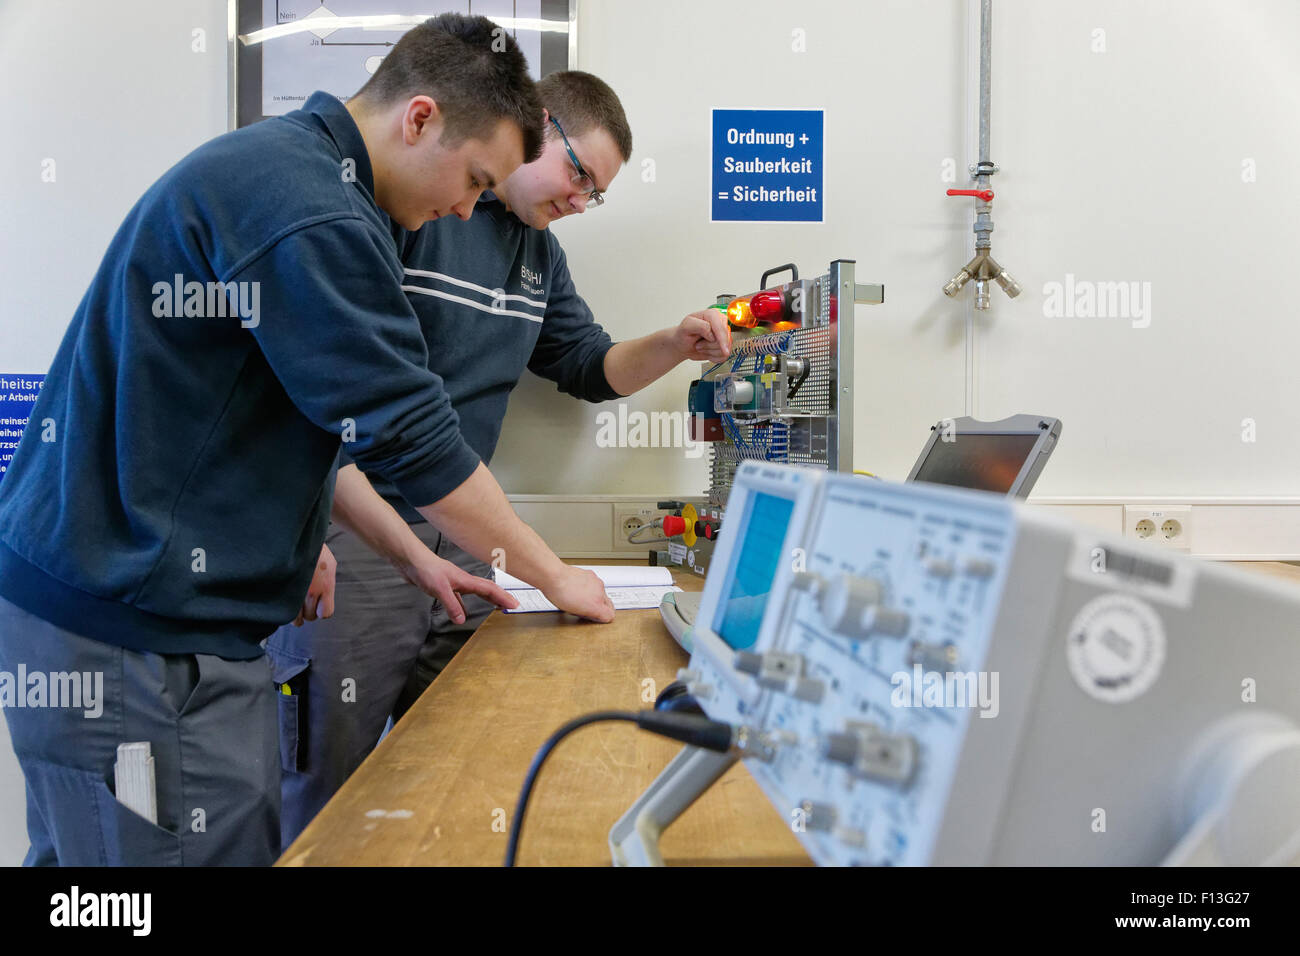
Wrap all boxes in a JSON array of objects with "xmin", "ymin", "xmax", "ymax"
[{"xmin": 267, "ymin": 70, "xmax": 732, "ymax": 847}]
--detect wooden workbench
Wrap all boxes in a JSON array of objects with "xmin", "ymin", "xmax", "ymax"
[{"xmin": 277, "ymin": 560, "xmax": 810, "ymax": 867}]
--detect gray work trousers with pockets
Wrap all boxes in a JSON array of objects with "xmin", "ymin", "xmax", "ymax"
[
  {"xmin": 266, "ymin": 521, "xmax": 494, "ymax": 849},
  {"xmin": 0, "ymin": 595, "xmax": 280, "ymax": 866}
]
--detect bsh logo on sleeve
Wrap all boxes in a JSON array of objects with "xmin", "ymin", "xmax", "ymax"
[{"xmin": 50, "ymin": 886, "xmax": 151, "ymax": 936}]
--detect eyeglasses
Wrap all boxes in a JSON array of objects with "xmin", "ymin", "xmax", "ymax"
[{"xmin": 549, "ymin": 116, "xmax": 605, "ymax": 208}]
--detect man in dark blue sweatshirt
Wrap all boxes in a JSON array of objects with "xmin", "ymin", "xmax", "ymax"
[
  {"xmin": 0, "ymin": 15, "xmax": 614, "ymax": 867},
  {"xmin": 268, "ymin": 71, "xmax": 735, "ymax": 846}
]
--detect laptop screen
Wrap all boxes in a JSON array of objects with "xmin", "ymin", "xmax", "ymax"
[{"xmin": 911, "ymin": 432, "xmax": 1040, "ymax": 495}]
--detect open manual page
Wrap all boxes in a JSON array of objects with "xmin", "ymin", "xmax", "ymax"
[{"xmin": 493, "ymin": 565, "xmax": 682, "ymax": 613}]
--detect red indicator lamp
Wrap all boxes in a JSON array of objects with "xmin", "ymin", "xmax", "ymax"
[
  {"xmin": 729, "ymin": 289, "xmax": 793, "ymax": 330},
  {"xmin": 749, "ymin": 289, "xmax": 785, "ymax": 323}
]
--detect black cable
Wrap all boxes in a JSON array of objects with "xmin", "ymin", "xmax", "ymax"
[
  {"xmin": 504, "ymin": 709, "xmax": 736, "ymax": 866},
  {"xmin": 627, "ymin": 522, "xmax": 669, "ymax": 544},
  {"xmin": 786, "ymin": 363, "xmax": 811, "ymax": 401}
]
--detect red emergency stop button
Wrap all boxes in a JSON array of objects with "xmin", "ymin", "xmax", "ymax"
[{"xmin": 662, "ymin": 515, "xmax": 687, "ymax": 537}]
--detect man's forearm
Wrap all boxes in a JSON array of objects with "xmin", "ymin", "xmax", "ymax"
[
  {"xmin": 415, "ymin": 462, "xmax": 568, "ymax": 591},
  {"xmin": 331, "ymin": 463, "xmax": 431, "ymax": 570},
  {"xmin": 602, "ymin": 328, "xmax": 683, "ymax": 396}
]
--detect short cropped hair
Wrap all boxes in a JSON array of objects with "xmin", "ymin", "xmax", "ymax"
[
  {"xmin": 355, "ymin": 13, "xmax": 544, "ymax": 162},
  {"xmin": 537, "ymin": 71, "xmax": 633, "ymax": 163}
]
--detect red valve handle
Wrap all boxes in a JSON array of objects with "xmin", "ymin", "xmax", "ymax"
[{"xmin": 946, "ymin": 188, "xmax": 995, "ymax": 201}]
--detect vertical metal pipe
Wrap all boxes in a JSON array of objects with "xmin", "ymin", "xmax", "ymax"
[
  {"xmin": 979, "ymin": 0, "xmax": 992, "ymax": 169},
  {"xmin": 974, "ymin": 0, "xmax": 994, "ymax": 251},
  {"xmin": 947, "ymin": 0, "xmax": 1018, "ymax": 307}
]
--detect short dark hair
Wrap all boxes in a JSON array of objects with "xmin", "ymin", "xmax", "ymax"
[
  {"xmin": 354, "ymin": 13, "xmax": 544, "ymax": 162},
  {"xmin": 537, "ymin": 71, "xmax": 633, "ymax": 163}
]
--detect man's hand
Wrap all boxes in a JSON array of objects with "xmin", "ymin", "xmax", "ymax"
[
  {"xmin": 542, "ymin": 566, "xmax": 615, "ymax": 623},
  {"xmin": 294, "ymin": 543, "xmax": 337, "ymax": 626},
  {"xmin": 397, "ymin": 548, "xmax": 519, "ymax": 624},
  {"xmin": 670, "ymin": 308, "xmax": 732, "ymax": 363}
]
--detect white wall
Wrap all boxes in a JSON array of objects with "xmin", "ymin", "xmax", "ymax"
[
  {"xmin": 2, "ymin": 0, "xmax": 1297, "ymax": 863},
  {"xmin": 982, "ymin": 1, "xmax": 1300, "ymax": 495},
  {"xmin": 492, "ymin": 0, "xmax": 1300, "ymax": 497}
]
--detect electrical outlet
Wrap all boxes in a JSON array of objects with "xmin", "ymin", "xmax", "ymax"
[
  {"xmin": 1124, "ymin": 505, "xmax": 1192, "ymax": 551},
  {"xmin": 614, "ymin": 503, "xmax": 668, "ymax": 552}
]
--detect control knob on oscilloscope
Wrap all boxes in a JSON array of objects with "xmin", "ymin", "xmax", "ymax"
[
  {"xmin": 925, "ymin": 557, "xmax": 955, "ymax": 579},
  {"xmin": 821, "ymin": 721, "xmax": 918, "ymax": 786},
  {"xmin": 862, "ymin": 606, "xmax": 911, "ymax": 637},
  {"xmin": 820, "ymin": 574, "xmax": 911, "ymax": 639},
  {"xmin": 790, "ymin": 571, "xmax": 825, "ymax": 599},
  {"xmin": 685, "ymin": 682, "xmax": 715, "ymax": 701},
  {"xmin": 732, "ymin": 651, "xmax": 824, "ymax": 703},
  {"xmin": 820, "ymin": 574, "xmax": 881, "ymax": 634},
  {"xmin": 796, "ymin": 800, "xmax": 837, "ymax": 833}
]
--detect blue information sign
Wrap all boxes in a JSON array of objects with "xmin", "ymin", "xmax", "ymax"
[
  {"xmin": 0, "ymin": 374, "xmax": 44, "ymax": 480},
  {"xmin": 712, "ymin": 109, "xmax": 823, "ymax": 223}
]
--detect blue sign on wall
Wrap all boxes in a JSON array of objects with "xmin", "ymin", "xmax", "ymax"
[
  {"xmin": 712, "ymin": 109, "xmax": 823, "ymax": 223},
  {"xmin": 0, "ymin": 374, "xmax": 44, "ymax": 480}
]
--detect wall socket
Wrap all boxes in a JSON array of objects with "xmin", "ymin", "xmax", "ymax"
[
  {"xmin": 613, "ymin": 502, "xmax": 672, "ymax": 553},
  {"xmin": 1124, "ymin": 505, "xmax": 1193, "ymax": 551}
]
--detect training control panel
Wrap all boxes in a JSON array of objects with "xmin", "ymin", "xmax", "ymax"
[{"xmin": 651, "ymin": 259, "xmax": 883, "ymax": 578}]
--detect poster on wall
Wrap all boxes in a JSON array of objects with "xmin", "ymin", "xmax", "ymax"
[
  {"xmin": 0, "ymin": 375, "xmax": 44, "ymax": 481},
  {"xmin": 711, "ymin": 108, "xmax": 823, "ymax": 224},
  {"xmin": 231, "ymin": 0, "xmax": 575, "ymax": 129}
]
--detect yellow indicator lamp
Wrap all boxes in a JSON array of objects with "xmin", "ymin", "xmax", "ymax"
[{"xmin": 726, "ymin": 297, "xmax": 757, "ymax": 328}]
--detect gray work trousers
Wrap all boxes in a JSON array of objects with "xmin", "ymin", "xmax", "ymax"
[
  {"xmin": 0, "ymin": 595, "xmax": 279, "ymax": 866},
  {"xmin": 265, "ymin": 521, "xmax": 494, "ymax": 849}
]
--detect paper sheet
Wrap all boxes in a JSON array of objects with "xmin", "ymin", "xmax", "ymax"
[
  {"xmin": 504, "ymin": 584, "xmax": 682, "ymax": 613},
  {"xmin": 494, "ymin": 565, "xmax": 674, "ymax": 591},
  {"xmin": 494, "ymin": 565, "xmax": 680, "ymax": 614}
]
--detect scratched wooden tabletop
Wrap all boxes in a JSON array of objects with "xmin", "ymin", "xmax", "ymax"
[{"xmin": 277, "ymin": 559, "xmax": 810, "ymax": 867}]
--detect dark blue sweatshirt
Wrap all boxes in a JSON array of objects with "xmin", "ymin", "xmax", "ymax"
[
  {"xmin": 0, "ymin": 92, "xmax": 480, "ymax": 659},
  {"xmin": 341, "ymin": 193, "xmax": 621, "ymax": 523}
]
